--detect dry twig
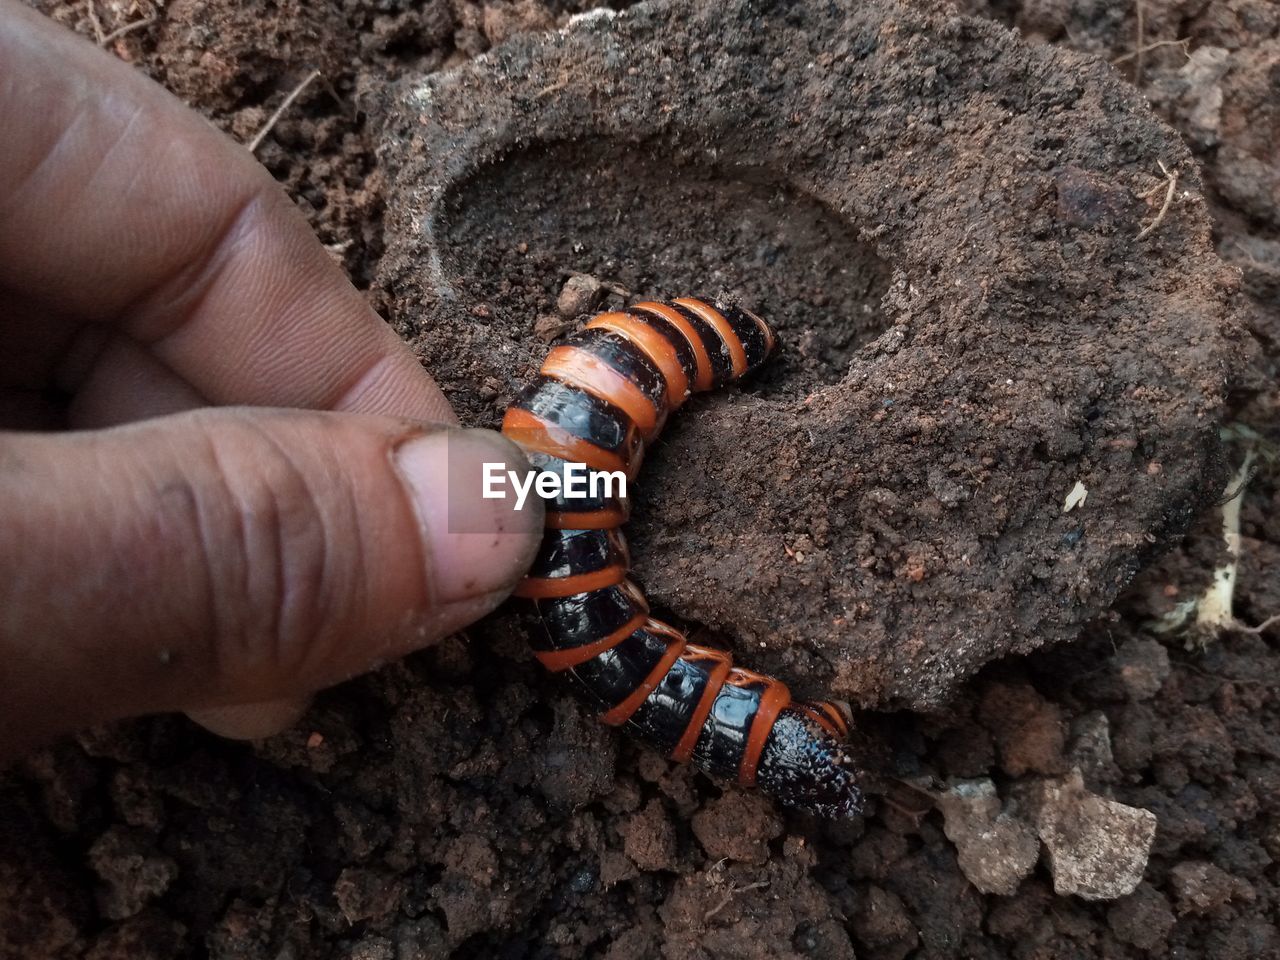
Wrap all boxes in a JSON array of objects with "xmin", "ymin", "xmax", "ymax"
[
  {"xmin": 1133, "ymin": 0, "xmax": 1146, "ymax": 86},
  {"xmin": 1112, "ymin": 38, "xmax": 1191, "ymax": 65},
  {"xmin": 100, "ymin": 15, "xmax": 156, "ymax": 46},
  {"xmin": 1136, "ymin": 160, "xmax": 1177, "ymax": 240},
  {"xmin": 84, "ymin": 0, "xmax": 106, "ymax": 43},
  {"xmin": 703, "ymin": 880, "xmax": 770, "ymax": 923},
  {"xmin": 248, "ymin": 69, "xmax": 322, "ymax": 154},
  {"xmin": 1235, "ymin": 613, "xmax": 1280, "ymax": 636}
]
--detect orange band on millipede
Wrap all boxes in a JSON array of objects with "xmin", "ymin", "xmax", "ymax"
[
  {"xmin": 737, "ymin": 679, "xmax": 792, "ymax": 787},
  {"xmin": 534, "ymin": 612, "xmax": 647, "ymax": 672},
  {"xmin": 747, "ymin": 307, "xmax": 776, "ymax": 354},
  {"xmin": 795, "ymin": 703, "xmax": 842, "ymax": 739},
  {"xmin": 631, "ymin": 301, "xmax": 715, "ymax": 392},
  {"xmin": 541, "ymin": 344, "xmax": 661, "ymax": 438},
  {"xmin": 513, "ymin": 564, "xmax": 628, "ymax": 599},
  {"xmin": 599, "ymin": 626, "xmax": 688, "ymax": 726},
  {"xmin": 816, "ymin": 701, "xmax": 851, "ymax": 738},
  {"xmin": 586, "ymin": 311, "xmax": 689, "ymax": 411},
  {"xmin": 674, "ymin": 298, "xmax": 748, "ymax": 377},
  {"xmin": 670, "ymin": 646, "xmax": 733, "ymax": 763},
  {"xmin": 502, "ymin": 408, "xmax": 636, "ymax": 478},
  {"xmin": 544, "ymin": 506, "xmax": 629, "ymax": 529}
]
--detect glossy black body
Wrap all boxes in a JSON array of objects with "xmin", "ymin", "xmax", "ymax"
[
  {"xmin": 692, "ymin": 679, "xmax": 768, "ymax": 778},
  {"xmin": 512, "ymin": 376, "xmax": 639, "ymax": 462},
  {"xmin": 755, "ymin": 710, "xmax": 864, "ymax": 819},
  {"xmin": 563, "ymin": 623, "xmax": 670, "ymax": 710},
  {"xmin": 622, "ymin": 653, "xmax": 718, "ymax": 754},
  {"xmin": 668, "ymin": 303, "xmax": 735, "ymax": 385},
  {"xmin": 528, "ymin": 527, "xmax": 626, "ymax": 581},
  {"xmin": 506, "ymin": 297, "xmax": 866, "ymax": 817},
  {"xmin": 563, "ymin": 327, "xmax": 667, "ymax": 410},
  {"xmin": 523, "ymin": 451, "xmax": 628, "ymax": 517},
  {"xmin": 531, "ymin": 583, "xmax": 645, "ymax": 653}
]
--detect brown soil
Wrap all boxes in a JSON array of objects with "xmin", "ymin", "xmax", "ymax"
[
  {"xmin": 374, "ymin": 0, "xmax": 1241, "ymax": 710},
  {"xmin": 3, "ymin": 1, "xmax": 1278, "ymax": 959}
]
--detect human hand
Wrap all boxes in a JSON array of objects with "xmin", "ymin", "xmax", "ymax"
[{"xmin": 0, "ymin": 1, "xmax": 542, "ymax": 757}]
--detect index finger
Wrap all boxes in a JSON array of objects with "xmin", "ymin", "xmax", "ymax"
[{"xmin": 0, "ymin": 0, "xmax": 452, "ymax": 423}]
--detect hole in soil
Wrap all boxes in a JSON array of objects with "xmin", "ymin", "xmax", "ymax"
[{"xmin": 438, "ymin": 139, "xmax": 892, "ymax": 396}]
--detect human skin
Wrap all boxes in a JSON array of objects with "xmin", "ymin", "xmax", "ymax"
[{"xmin": 0, "ymin": 1, "xmax": 543, "ymax": 758}]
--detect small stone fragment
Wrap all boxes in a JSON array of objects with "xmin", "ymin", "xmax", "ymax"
[
  {"xmin": 481, "ymin": 0, "xmax": 555, "ymax": 47},
  {"xmin": 1063, "ymin": 479, "xmax": 1088, "ymax": 512},
  {"xmin": 556, "ymin": 274, "xmax": 605, "ymax": 319},
  {"xmin": 1111, "ymin": 638, "xmax": 1171, "ymax": 701},
  {"xmin": 937, "ymin": 779, "xmax": 1039, "ymax": 895},
  {"xmin": 533, "ymin": 313, "xmax": 572, "ymax": 342},
  {"xmin": 1032, "ymin": 770, "xmax": 1157, "ymax": 900}
]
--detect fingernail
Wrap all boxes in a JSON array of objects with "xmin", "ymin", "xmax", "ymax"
[{"xmin": 394, "ymin": 428, "xmax": 544, "ymax": 606}]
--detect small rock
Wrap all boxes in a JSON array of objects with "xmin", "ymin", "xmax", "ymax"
[
  {"xmin": 1111, "ymin": 638, "xmax": 1171, "ymax": 701},
  {"xmin": 394, "ymin": 918, "xmax": 449, "ymax": 960},
  {"xmin": 600, "ymin": 849, "xmax": 638, "ymax": 888},
  {"xmin": 1032, "ymin": 770, "xmax": 1157, "ymax": 900},
  {"xmin": 937, "ymin": 779, "xmax": 1039, "ymax": 895},
  {"xmin": 533, "ymin": 313, "xmax": 572, "ymax": 342},
  {"xmin": 1168, "ymin": 860, "xmax": 1254, "ymax": 915},
  {"xmin": 556, "ymin": 274, "xmax": 605, "ymax": 319}
]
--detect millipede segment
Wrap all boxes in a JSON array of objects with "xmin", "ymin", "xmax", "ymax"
[{"xmin": 502, "ymin": 295, "xmax": 865, "ymax": 818}]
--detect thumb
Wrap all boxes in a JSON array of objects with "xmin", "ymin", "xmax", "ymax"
[{"xmin": 0, "ymin": 407, "xmax": 542, "ymax": 756}]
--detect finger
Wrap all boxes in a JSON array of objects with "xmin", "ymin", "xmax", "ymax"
[
  {"xmin": 184, "ymin": 700, "xmax": 311, "ymax": 740},
  {"xmin": 0, "ymin": 408, "xmax": 542, "ymax": 758},
  {"xmin": 66, "ymin": 332, "xmax": 207, "ymax": 428},
  {"xmin": 0, "ymin": 3, "xmax": 451, "ymax": 422},
  {"xmin": 64, "ymin": 335, "xmax": 315, "ymax": 739}
]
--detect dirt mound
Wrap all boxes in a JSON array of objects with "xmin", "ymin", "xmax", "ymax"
[{"xmin": 375, "ymin": 0, "xmax": 1244, "ymax": 708}]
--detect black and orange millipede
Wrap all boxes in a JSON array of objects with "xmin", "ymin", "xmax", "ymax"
[{"xmin": 502, "ymin": 297, "xmax": 864, "ymax": 818}]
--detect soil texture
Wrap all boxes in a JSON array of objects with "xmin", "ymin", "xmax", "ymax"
[{"xmin": 2, "ymin": 1, "xmax": 1278, "ymax": 958}]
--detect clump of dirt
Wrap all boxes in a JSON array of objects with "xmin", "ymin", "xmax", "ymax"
[
  {"xmin": 376, "ymin": 0, "xmax": 1244, "ymax": 709},
  {"xmin": 3, "ymin": 1, "xmax": 1279, "ymax": 959}
]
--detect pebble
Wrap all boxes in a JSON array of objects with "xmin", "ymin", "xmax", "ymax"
[
  {"xmin": 1031, "ymin": 770, "xmax": 1157, "ymax": 900},
  {"xmin": 937, "ymin": 779, "xmax": 1039, "ymax": 895},
  {"xmin": 556, "ymin": 274, "xmax": 605, "ymax": 319}
]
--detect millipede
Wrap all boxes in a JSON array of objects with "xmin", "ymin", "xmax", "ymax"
[{"xmin": 502, "ymin": 296, "xmax": 865, "ymax": 818}]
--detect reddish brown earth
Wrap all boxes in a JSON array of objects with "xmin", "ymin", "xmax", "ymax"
[
  {"xmin": 374, "ymin": 0, "xmax": 1241, "ymax": 710},
  {"xmin": 3, "ymin": 1, "xmax": 1278, "ymax": 958}
]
